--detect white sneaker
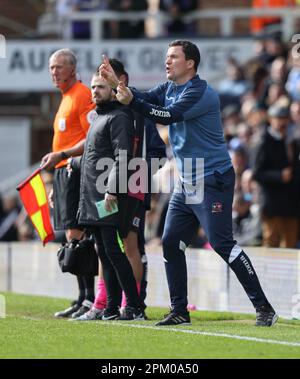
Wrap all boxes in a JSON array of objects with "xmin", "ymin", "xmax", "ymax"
[{"xmin": 73, "ymin": 307, "xmax": 104, "ymax": 321}]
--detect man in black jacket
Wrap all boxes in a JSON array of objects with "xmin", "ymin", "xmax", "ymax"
[
  {"xmin": 253, "ymin": 104, "xmax": 299, "ymax": 248},
  {"xmin": 77, "ymin": 72, "xmax": 143, "ymax": 320}
]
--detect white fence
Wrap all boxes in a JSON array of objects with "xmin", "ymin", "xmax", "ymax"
[
  {"xmin": 0, "ymin": 242, "xmax": 299, "ymax": 319},
  {"xmin": 38, "ymin": 8, "xmax": 300, "ymax": 40}
]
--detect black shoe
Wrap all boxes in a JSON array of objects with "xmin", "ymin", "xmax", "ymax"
[
  {"xmin": 155, "ymin": 311, "xmax": 191, "ymax": 326},
  {"xmin": 71, "ymin": 300, "xmax": 93, "ymax": 319},
  {"xmin": 116, "ymin": 307, "xmax": 145, "ymax": 321},
  {"xmin": 102, "ymin": 308, "xmax": 120, "ymax": 321},
  {"xmin": 54, "ymin": 302, "xmax": 80, "ymax": 318},
  {"xmin": 255, "ymin": 305, "xmax": 278, "ymax": 327}
]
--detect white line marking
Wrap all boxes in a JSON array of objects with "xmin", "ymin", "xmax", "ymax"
[
  {"xmin": 8, "ymin": 314, "xmax": 300, "ymax": 348},
  {"xmin": 103, "ymin": 322, "xmax": 300, "ymax": 348}
]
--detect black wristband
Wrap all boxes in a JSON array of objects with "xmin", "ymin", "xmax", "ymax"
[{"xmin": 60, "ymin": 151, "xmax": 68, "ymax": 160}]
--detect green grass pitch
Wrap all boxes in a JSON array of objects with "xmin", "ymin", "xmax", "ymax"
[{"xmin": 1, "ymin": 292, "xmax": 300, "ymax": 359}]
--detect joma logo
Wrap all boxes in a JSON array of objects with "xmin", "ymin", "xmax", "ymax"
[{"xmin": 149, "ymin": 108, "xmax": 171, "ymax": 117}]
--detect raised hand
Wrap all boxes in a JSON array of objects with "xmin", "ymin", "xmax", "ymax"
[
  {"xmin": 98, "ymin": 54, "xmax": 119, "ymax": 89},
  {"xmin": 116, "ymin": 81, "xmax": 133, "ymax": 105}
]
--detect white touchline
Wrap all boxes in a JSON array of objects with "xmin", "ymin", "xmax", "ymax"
[
  {"xmin": 103, "ymin": 322, "xmax": 300, "ymax": 348},
  {"xmin": 12, "ymin": 315, "xmax": 300, "ymax": 348}
]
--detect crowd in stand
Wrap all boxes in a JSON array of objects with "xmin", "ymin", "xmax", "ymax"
[
  {"xmin": 51, "ymin": 0, "xmax": 300, "ymax": 40},
  {"xmin": 53, "ymin": 0, "xmax": 199, "ymax": 39},
  {"xmin": 217, "ymin": 34, "xmax": 300, "ymax": 248},
  {"xmin": 2, "ymin": 33, "xmax": 300, "ymax": 249}
]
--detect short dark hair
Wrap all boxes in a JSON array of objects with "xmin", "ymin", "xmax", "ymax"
[
  {"xmin": 168, "ymin": 40, "xmax": 200, "ymax": 71},
  {"xmin": 109, "ymin": 58, "xmax": 129, "ymax": 85}
]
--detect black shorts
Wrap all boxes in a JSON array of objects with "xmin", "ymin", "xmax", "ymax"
[
  {"xmin": 117, "ymin": 196, "xmax": 143, "ymax": 238},
  {"xmin": 53, "ymin": 167, "xmax": 83, "ymax": 231},
  {"xmin": 130, "ymin": 201, "xmax": 145, "ymax": 234}
]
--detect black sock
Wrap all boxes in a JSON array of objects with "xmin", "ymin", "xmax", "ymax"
[
  {"xmin": 229, "ymin": 251, "xmax": 269, "ymax": 309},
  {"xmin": 83, "ymin": 275, "xmax": 95, "ymax": 303},
  {"xmin": 76, "ymin": 276, "xmax": 85, "ymax": 305}
]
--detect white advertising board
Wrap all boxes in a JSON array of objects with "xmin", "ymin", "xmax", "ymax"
[{"xmin": 0, "ymin": 39, "xmax": 255, "ymax": 91}]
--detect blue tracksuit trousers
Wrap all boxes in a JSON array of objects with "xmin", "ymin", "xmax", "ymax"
[{"xmin": 162, "ymin": 167, "xmax": 270, "ymax": 314}]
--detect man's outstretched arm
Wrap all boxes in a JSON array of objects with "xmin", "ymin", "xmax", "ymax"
[{"xmin": 116, "ymin": 81, "xmax": 207, "ymax": 125}]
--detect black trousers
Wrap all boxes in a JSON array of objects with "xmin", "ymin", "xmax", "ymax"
[
  {"xmin": 137, "ymin": 207, "xmax": 147, "ymax": 310},
  {"xmin": 92, "ymin": 225, "xmax": 140, "ymax": 312}
]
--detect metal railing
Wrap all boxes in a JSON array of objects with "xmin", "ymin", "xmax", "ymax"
[
  {"xmin": 0, "ymin": 163, "xmax": 40, "ymax": 197},
  {"xmin": 45, "ymin": 7, "xmax": 300, "ymax": 41}
]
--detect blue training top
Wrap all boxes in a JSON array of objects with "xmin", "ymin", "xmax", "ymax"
[{"xmin": 130, "ymin": 75, "xmax": 232, "ymax": 183}]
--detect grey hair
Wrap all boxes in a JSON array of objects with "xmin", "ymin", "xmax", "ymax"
[{"xmin": 50, "ymin": 49, "xmax": 77, "ymax": 66}]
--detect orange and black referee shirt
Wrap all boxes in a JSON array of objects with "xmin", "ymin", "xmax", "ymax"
[{"xmin": 52, "ymin": 80, "xmax": 96, "ymax": 168}]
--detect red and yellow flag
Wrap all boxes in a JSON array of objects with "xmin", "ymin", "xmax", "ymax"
[{"xmin": 16, "ymin": 168, "xmax": 55, "ymax": 245}]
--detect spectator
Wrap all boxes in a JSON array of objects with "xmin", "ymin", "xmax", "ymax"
[
  {"xmin": 244, "ymin": 61, "xmax": 269, "ymax": 106},
  {"xmin": 229, "ymin": 123, "xmax": 252, "ymax": 153},
  {"xmin": 241, "ymin": 101, "xmax": 268, "ymax": 148},
  {"xmin": 290, "ymin": 100, "xmax": 300, "ymax": 125},
  {"xmin": 258, "ymin": 57, "xmax": 290, "ymax": 109},
  {"xmin": 286, "ymin": 50, "xmax": 300, "ymax": 101},
  {"xmin": 71, "ymin": 0, "xmax": 94, "ymax": 39},
  {"xmin": 290, "ymin": 121, "xmax": 300, "ymax": 245},
  {"xmin": 221, "ymin": 104, "xmax": 242, "ymax": 143},
  {"xmin": 250, "ymin": 1, "xmax": 296, "ymax": 36},
  {"xmin": 253, "ymin": 104, "xmax": 299, "ymax": 248},
  {"xmin": 0, "ymin": 195, "xmax": 20, "ymax": 242},
  {"xmin": 159, "ymin": 0, "xmax": 198, "ymax": 36},
  {"xmin": 229, "ymin": 145, "xmax": 248, "ymax": 191},
  {"xmin": 56, "ymin": 0, "xmax": 110, "ymax": 39},
  {"xmin": 264, "ymin": 34, "xmax": 288, "ymax": 63},
  {"xmin": 17, "ymin": 221, "xmax": 35, "ymax": 241},
  {"xmin": 241, "ymin": 168, "xmax": 260, "ymax": 203},
  {"xmin": 109, "ymin": 0, "xmax": 148, "ymax": 39},
  {"xmin": 231, "ymin": 145, "xmax": 249, "ymax": 177},
  {"xmin": 233, "ymin": 191, "xmax": 262, "ymax": 246},
  {"xmin": 218, "ymin": 58, "xmax": 250, "ymax": 100},
  {"xmin": 270, "ymin": 57, "xmax": 288, "ymax": 84}
]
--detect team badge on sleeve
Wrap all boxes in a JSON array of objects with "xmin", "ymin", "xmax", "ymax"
[
  {"xmin": 87, "ymin": 109, "xmax": 98, "ymax": 125},
  {"xmin": 58, "ymin": 118, "xmax": 66, "ymax": 132}
]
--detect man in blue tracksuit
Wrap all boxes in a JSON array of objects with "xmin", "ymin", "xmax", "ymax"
[{"xmin": 100, "ymin": 40, "xmax": 278, "ymax": 327}]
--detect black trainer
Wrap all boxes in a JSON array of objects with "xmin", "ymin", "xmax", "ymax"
[
  {"xmin": 102, "ymin": 308, "xmax": 120, "ymax": 321},
  {"xmin": 255, "ymin": 305, "xmax": 278, "ymax": 327},
  {"xmin": 54, "ymin": 301, "xmax": 80, "ymax": 318},
  {"xmin": 71, "ymin": 300, "xmax": 93, "ymax": 319},
  {"xmin": 116, "ymin": 307, "xmax": 145, "ymax": 321},
  {"xmin": 155, "ymin": 311, "xmax": 191, "ymax": 326}
]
